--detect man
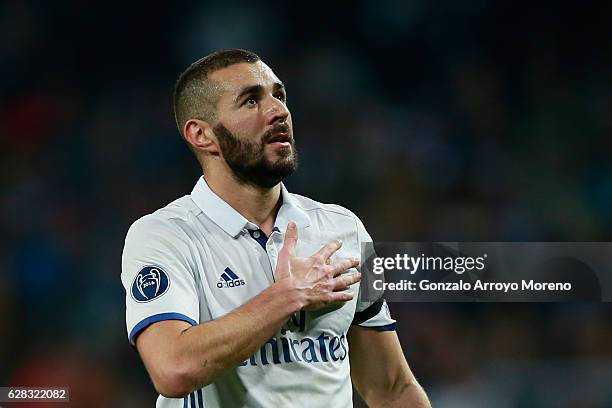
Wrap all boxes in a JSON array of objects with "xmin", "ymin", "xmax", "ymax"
[{"xmin": 121, "ymin": 49, "xmax": 430, "ymax": 408}]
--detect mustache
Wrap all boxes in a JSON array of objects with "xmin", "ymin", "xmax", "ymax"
[{"xmin": 262, "ymin": 123, "xmax": 293, "ymax": 143}]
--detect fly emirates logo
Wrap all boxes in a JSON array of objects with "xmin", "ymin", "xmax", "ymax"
[{"xmin": 239, "ymin": 329, "xmax": 348, "ymax": 367}]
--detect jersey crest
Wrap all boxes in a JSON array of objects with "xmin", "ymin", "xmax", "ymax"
[{"xmin": 131, "ymin": 266, "xmax": 170, "ymax": 302}]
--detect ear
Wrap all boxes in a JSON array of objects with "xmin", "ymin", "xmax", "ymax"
[{"xmin": 183, "ymin": 119, "xmax": 220, "ymax": 154}]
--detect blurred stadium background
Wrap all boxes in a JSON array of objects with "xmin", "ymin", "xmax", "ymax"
[{"xmin": 2, "ymin": 1, "xmax": 612, "ymax": 407}]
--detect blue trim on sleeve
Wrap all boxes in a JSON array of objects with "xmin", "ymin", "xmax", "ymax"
[
  {"xmin": 190, "ymin": 392, "xmax": 196, "ymax": 408},
  {"xmin": 129, "ymin": 312, "xmax": 197, "ymax": 346},
  {"xmin": 365, "ymin": 323, "xmax": 396, "ymax": 331},
  {"xmin": 183, "ymin": 396, "xmax": 187, "ymax": 408},
  {"xmin": 351, "ymin": 299, "xmax": 384, "ymax": 325}
]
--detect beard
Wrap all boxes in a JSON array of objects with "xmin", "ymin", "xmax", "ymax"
[{"xmin": 213, "ymin": 122, "xmax": 298, "ymax": 188}]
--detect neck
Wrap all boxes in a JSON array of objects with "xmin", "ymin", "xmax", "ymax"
[{"xmin": 203, "ymin": 169, "xmax": 282, "ymax": 235}]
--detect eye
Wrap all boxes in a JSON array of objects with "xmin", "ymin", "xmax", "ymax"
[
  {"xmin": 275, "ymin": 93, "xmax": 286, "ymax": 102},
  {"xmin": 244, "ymin": 97, "xmax": 258, "ymax": 106}
]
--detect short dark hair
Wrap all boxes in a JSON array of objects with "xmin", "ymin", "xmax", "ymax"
[{"xmin": 173, "ymin": 49, "xmax": 261, "ymax": 137}]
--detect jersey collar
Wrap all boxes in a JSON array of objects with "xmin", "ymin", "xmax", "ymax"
[{"xmin": 190, "ymin": 177, "xmax": 310, "ymax": 238}]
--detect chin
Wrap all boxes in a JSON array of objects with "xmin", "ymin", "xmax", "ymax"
[
  {"xmin": 277, "ymin": 153, "xmax": 296, "ymax": 167},
  {"xmin": 267, "ymin": 148, "xmax": 293, "ymax": 161}
]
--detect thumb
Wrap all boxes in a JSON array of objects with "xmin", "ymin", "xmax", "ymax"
[
  {"xmin": 276, "ymin": 222, "xmax": 298, "ymax": 279},
  {"xmin": 282, "ymin": 221, "xmax": 298, "ymax": 257}
]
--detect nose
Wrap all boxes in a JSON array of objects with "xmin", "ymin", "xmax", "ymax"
[{"xmin": 265, "ymin": 95, "xmax": 289, "ymax": 126}]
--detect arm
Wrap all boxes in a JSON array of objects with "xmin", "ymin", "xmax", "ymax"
[
  {"xmin": 348, "ymin": 326, "xmax": 431, "ymax": 408},
  {"xmin": 136, "ymin": 222, "xmax": 361, "ymax": 397},
  {"xmin": 136, "ymin": 279, "xmax": 299, "ymax": 397}
]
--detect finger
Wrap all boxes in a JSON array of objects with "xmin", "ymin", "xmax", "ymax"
[
  {"xmin": 327, "ymin": 290, "xmax": 354, "ymax": 303},
  {"xmin": 329, "ymin": 258, "xmax": 360, "ymax": 277},
  {"xmin": 280, "ymin": 222, "xmax": 298, "ymax": 258},
  {"xmin": 314, "ymin": 239, "xmax": 343, "ymax": 263},
  {"xmin": 332, "ymin": 271, "xmax": 361, "ymax": 291}
]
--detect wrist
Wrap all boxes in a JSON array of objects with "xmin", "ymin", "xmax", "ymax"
[{"xmin": 271, "ymin": 278, "xmax": 305, "ymax": 315}]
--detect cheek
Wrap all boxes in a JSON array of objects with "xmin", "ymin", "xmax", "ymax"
[{"xmin": 228, "ymin": 113, "xmax": 266, "ymax": 137}]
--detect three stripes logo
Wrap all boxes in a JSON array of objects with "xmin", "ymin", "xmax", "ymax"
[{"xmin": 217, "ymin": 267, "xmax": 246, "ymax": 289}]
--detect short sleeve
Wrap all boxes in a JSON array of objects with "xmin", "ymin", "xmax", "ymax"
[
  {"xmin": 351, "ymin": 214, "xmax": 396, "ymax": 331},
  {"xmin": 121, "ymin": 216, "xmax": 200, "ymax": 346}
]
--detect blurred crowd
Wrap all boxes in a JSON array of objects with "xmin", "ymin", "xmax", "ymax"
[{"xmin": 2, "ymin": 1, "xmax": 612, "ymax": 407}]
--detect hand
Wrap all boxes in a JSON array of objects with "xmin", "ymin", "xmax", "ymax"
[{"xmin": 275, "ymin": 222, "xmax": 361, "ymax": 311}]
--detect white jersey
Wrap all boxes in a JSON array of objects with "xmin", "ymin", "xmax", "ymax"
[{"xmin": 121, "ymin": 177, "xmax": 395, "ymax": 408}]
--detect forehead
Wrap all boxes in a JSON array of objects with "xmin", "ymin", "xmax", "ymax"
[{"xmin": 210, "ymin": 61, "xmax": 282, "ymax": 97}]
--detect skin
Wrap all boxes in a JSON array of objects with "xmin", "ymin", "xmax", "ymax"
[
  {"xmin": 137, "ymin": 223, "xmax": 360, "ymax": 397},
  {"xmin": 349, "ymin": 328, "xmax": 431, "ymax": 407},
  {"xmin": 183, "ymin": 61, "xmax": 294, "ymax": 235},
  {"xmin": 136, "ymin": 60, "xmax": 431, "ymax": 407}
]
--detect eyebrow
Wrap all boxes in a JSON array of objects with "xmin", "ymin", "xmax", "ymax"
[{"xmin": 234, "ymin": 82, "xmax": 285, "ymax": 104}]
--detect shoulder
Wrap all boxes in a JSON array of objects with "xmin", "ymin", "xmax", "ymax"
[
  {"xmin": 289, "ymin": 192, "xmax": 366, "ymax": 232},
  {"xmin": 290, "ymin": 193, "xmax": 358, "ymax": 219},
  {"xmin": 125, "ymin": 196, "xmax": 201, "ymax": 242},
  {"xmin": 289, "ymin": 192, "xmax": 374, "ymax": 243}
]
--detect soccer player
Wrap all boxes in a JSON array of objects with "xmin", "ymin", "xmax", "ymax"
[{"xmin": 121, "ymin": 49, "xmax": 430, "ymax": 407}]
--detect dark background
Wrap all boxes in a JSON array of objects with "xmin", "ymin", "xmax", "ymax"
[{"xmin": 2, "ymin": 1, "xmax": 612, "ymax": 407}]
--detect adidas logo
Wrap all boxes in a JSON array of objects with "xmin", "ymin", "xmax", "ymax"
[{"xmin": 217, "ymin": 267, "xmax": 246, "ymax": 289}]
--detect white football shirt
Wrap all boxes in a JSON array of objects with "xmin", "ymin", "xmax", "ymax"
[{"xmin": 121, "ymin": 177, "xmax": 396, "ymax": 408}]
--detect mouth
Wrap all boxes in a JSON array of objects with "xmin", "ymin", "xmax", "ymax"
[{"xmin": 267, "ymin": 132, "xmax": 291, "ymax": 147}]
